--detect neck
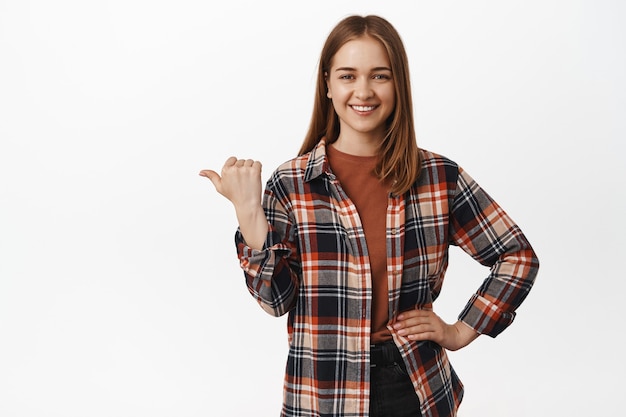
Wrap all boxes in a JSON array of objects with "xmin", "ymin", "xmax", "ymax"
[{"xmin": 332, "ymin": 134, "xmax": 381, "ymax": 157}]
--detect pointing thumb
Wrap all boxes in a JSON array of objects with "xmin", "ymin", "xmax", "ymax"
[{"xmin": 199, "ymin": 169, "xmax": 221, "ymax": 189}]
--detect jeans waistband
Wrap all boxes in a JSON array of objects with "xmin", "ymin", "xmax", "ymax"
[{"xmin": 370, "ymin": 341, "xmax": 403, "ymax": 367}]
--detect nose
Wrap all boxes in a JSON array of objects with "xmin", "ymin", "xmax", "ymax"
[{"xmin": 354, "ymin": 78, "xmax": 374, "ymax": 100}]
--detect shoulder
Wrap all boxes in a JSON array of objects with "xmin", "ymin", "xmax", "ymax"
[
  {"xmin": 265, "ymin": 152, "xmax": 316, "ymax": 200},
  {"xmin": 276, "ymin": 153, "xmax": 311, "ymax": 171},
  {"xmin": 417, "ymin": 148, "xmax": 460, "ymax": 186},
  {"xmin": 419, "ymin": 148, "xmax": 459, "ymax": 170},
  {"xmin": 270, "ymin": 140, "xmax": 327, "ymax": 183},
  {"xmin": 270, "ymin": 153, "xmax": 311, "ymax": 181}
]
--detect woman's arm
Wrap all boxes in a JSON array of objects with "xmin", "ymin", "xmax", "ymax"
[
  {"xmin": 450, "ymin": 167, "xmax": 540, "ymax": 338},
  {"xmin": 200, "ymin": 157, "xmax": 300, "ymax": 316}
]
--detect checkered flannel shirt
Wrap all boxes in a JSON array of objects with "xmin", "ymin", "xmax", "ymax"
[{"xmin": 235, "ymin": 140, "xmax": 539, "ymax": 417}]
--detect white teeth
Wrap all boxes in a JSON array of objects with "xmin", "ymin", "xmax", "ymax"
[{"xmin": 352, "ymin": 105, "xmax": 375, "ymax": 112}]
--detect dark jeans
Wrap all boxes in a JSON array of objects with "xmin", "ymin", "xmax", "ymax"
[{"xmin": 369, "ymin": 342, "xmax": 422, "ymax": 417}]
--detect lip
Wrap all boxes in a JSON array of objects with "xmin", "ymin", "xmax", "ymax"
[{"xmin": 350, "ymin": 104, "xmax": 378, "ymax": 114}]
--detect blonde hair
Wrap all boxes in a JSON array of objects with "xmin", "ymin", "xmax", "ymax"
[{"xmin": 298, "ymin": 15, "xmax": 420, "ymax": 195}]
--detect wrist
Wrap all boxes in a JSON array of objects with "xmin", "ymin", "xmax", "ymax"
[
  {"xmin": 452, "ymin": 321, "xmax": 479, "ymax": 350},
  {"xmin": 235, "ymin": 205, "xmax": 269, "ymax": 250}
]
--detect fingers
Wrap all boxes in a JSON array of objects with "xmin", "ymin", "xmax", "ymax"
[
  {"xmin": 200, "ymin": 157, "xmax": 263, "ymax": 204},
  {"xmin": 393, "ymin": 309, "xmax": 445, "ymax": 341},
  {"xmin": 221, "ymin": 156, "xmax": 237, "ymax": 168},
  {"xmin": 235, "ymin": 159, "xmax": 249, "ymax": 167},
  {"xmin": 221, "ymin": 157, "xmax": 261, "ymax": 171},
  {"xmin": 200, "ymin": 158, "xmax": 262, "ymax": 181},
  {"xmin": 234, "ymin": 158, "xmax": 260, "ymax": 168},
  {"xmin": 396, "ymin": 309, "xmax": 430, "ymax": 322}
]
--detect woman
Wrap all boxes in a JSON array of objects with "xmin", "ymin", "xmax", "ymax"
[{"xmin": 200, "ymin": 15, "xmax": 539, "ymax": 417}]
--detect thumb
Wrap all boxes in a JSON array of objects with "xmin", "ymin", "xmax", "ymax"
[{"xmin": 199, "ymin": 169, "xmax": 221, "ymax": 189}]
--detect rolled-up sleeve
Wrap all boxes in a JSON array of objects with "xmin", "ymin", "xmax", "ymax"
[
  {"xmin": 235, "ymin": 177, "xmax": 301, "ymax": 317},
  {"xmin": 450, "ymin": 167, "xmax": 539, "ymax": 337}
]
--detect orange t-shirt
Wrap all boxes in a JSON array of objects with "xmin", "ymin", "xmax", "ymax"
[{"xmin": 326, "ymin": 145, "xmax": 392, "ymax": 344}]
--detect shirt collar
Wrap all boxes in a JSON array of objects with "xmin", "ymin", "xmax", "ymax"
[{"xmin": 303, "ymin": 139, "xmax": 332, "ymax": 182}]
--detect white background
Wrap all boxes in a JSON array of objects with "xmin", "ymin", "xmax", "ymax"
[{"xmin": 1, "ymin": 0, "xmax": 624, "ymax": 416}]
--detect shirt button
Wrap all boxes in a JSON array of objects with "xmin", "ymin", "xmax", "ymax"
[
  {"xmin": 416, "ymin": 383, "xmax": 422, "ymax": 389},
  {"xmin": 391, "ymin": 228, "xmax": 397, "ymax": 235}
]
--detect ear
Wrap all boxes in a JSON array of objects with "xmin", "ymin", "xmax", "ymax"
[{"xmin": 324, "ymin": 72, "xmax": 332, "ymax": 99}]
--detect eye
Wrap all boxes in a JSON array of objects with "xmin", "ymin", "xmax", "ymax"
[
  {"xmin": 339, "ymin": 74, "xmax": 355, "ymax": 80},
  {"xmin": 372, "ymin": 74, "xmax": 391, "ymax": 80}
]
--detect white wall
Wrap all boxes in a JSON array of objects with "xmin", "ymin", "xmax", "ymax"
[{"xmin": 1, "ymin": 1, "xmax": 624, "ymax": 416}]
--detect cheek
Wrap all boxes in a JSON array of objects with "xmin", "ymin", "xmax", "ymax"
[
  {"xmin": 372, "ymin": 82, "xmax": 393, "ymax": 100},
  {"xmin": 329, "ymin": 85, "xmax": 349, "ymax": 100},
  {"xmin": 381, "ymin": 86, "xmax": 396, "ymax": 104}
]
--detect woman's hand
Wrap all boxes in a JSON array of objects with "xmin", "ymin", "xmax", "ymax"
[
  {"xmin": 200, "ymin": 156, "xmax": 263, "ymax": 210},
  {"xmin": 200, "ymin": 157, "xmax": 268, "ymax": 250},
  {"xmin": 392, "ymin": 309, "xmax": 479, "ymax": 351}
]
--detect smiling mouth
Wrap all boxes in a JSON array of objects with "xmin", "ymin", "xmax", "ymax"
[{"xmin": 351, "ymin": 105, "xmax": 377, "ymax": 112}]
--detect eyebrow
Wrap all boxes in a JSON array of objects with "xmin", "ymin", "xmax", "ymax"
[{"xmin": 334, "ymin": 66, "xmax": 392, "ymax": 72}]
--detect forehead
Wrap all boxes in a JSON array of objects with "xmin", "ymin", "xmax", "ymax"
[{"xmin": 330, "ymin": 36, "xmax": 391, "ymax": 69}]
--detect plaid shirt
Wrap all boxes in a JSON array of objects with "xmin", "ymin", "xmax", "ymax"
[{"xmin": 236, "ymin": 141, "xmax": 539, "ymax": 417}]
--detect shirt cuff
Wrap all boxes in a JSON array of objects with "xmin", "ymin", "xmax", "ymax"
[
  {"xmin": 458, "ymin": 293, "xmax": 516, "ymax": 338},
  {"xmin": 234, "ymin": 227, "xmax": 290, "ymax": 281}
]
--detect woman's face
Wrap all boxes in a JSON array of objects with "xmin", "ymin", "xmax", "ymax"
[{"xmin": 326, "ymin": 36, "xmax": 395, "ymax": 143}]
